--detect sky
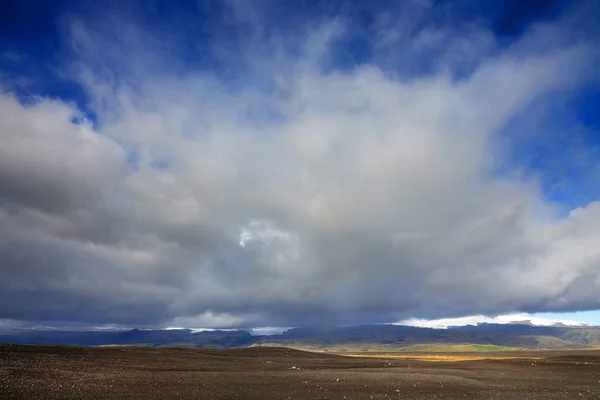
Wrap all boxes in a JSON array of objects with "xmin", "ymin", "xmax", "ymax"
[{"xmin": 1, "ymin": 0, "xmax": 600, "ymax": 330}]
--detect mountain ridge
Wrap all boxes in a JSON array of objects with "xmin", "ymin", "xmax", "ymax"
[{"xmin": 2, "ymin": 323, "xmax": 600, "ymax": 350}]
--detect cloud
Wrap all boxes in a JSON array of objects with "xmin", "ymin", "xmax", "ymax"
[
  {"xmin": 397, "ymin": 313, "xmax": 591, "ymax": 329},
  {"xmin": 0, "ymin": 0, "xmax": 599, "ymax": 328}
]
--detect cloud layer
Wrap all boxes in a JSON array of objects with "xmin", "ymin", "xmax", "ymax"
[
  {"xmin": 398, "ymin": 313, "xmax": 590, "ymax": 329},
  {"xmin": 1, "ymin": 1, "xmax": 600, "ymax": 328}
]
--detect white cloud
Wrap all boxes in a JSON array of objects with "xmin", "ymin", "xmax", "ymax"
[
  {"xmin": 0, "ymin": 1, "xmax": 599, "ymax": 328},
  {"xmin": 250, "ymin": 327, "xmax": 290, "ymax": 336},
  {"xmin": 169, "ymin": 312, "xmax": 247, "ymax": 329},
  {"xmin": 397, "ymin": 313, "xmax": 591, "ymax": 329}
]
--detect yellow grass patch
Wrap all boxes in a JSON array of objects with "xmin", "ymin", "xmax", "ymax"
[{"xmin": 343, "ymin": 353, "xmax": 543, "ymax": 362}]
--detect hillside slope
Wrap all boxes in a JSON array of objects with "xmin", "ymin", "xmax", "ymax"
[{"xmin": 1, "ymin": 324, "xmax": 599, "ymax": 350}]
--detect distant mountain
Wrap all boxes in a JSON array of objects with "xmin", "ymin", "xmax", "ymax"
[
  {"xmin": 1, "ymin": 324, "xmax": 600, "ymax": 350},
  {"xmin": 263, "ymin": 324, "xmax": 600, "ymax": 351},
  {"xmin": 0, "ymin": 328, "xmax": 256, "ymax": 348}
]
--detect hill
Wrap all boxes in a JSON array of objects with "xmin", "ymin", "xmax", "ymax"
[{"xmin": 1, "ymin": 324, "xmax": 600, "ymax": 350}]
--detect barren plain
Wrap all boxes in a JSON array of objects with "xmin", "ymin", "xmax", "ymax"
[{"xmin": 1, "ymin": 344, "xmax": 600, "ymax": 399}]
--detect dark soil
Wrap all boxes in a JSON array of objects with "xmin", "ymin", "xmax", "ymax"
[{"xmin": 1, "ymin": 343, "xmax": 600, "ymax": 399}]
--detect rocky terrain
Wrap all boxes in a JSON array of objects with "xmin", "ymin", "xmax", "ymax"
[{"xmin": 1, "ymin": 343, "xmax": 600, "ymax": 399}]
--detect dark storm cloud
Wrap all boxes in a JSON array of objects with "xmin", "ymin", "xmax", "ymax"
[{"xmin": 1, "ymin": 0, "xmax": 600, "ymax": 328}]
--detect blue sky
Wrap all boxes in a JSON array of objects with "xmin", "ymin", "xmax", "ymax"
[
  {"xmin": 1, "ymin": 0, "xmax": 600, "ymax": 329},
  {"xmin": 2, "ymin": 0, "xmax": 598, "ymax": 208},
  {"xmin": 535, "ymin": 310, "xmax": 600, "ymax": 325}
]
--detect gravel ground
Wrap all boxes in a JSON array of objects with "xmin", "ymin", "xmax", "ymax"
[{"xmin": 1, "ymin": 344, "xmax": 600, "ymax": 399}]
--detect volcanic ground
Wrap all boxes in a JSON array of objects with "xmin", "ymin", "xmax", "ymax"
[{"xmin": 1, "ymin": 343, "xmax": 600, "ymax": 399}]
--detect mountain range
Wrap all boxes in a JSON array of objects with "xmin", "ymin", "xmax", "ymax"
[{"xmin": 2, "ymin": 323, "xmax": 600, "ymax": 351}]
